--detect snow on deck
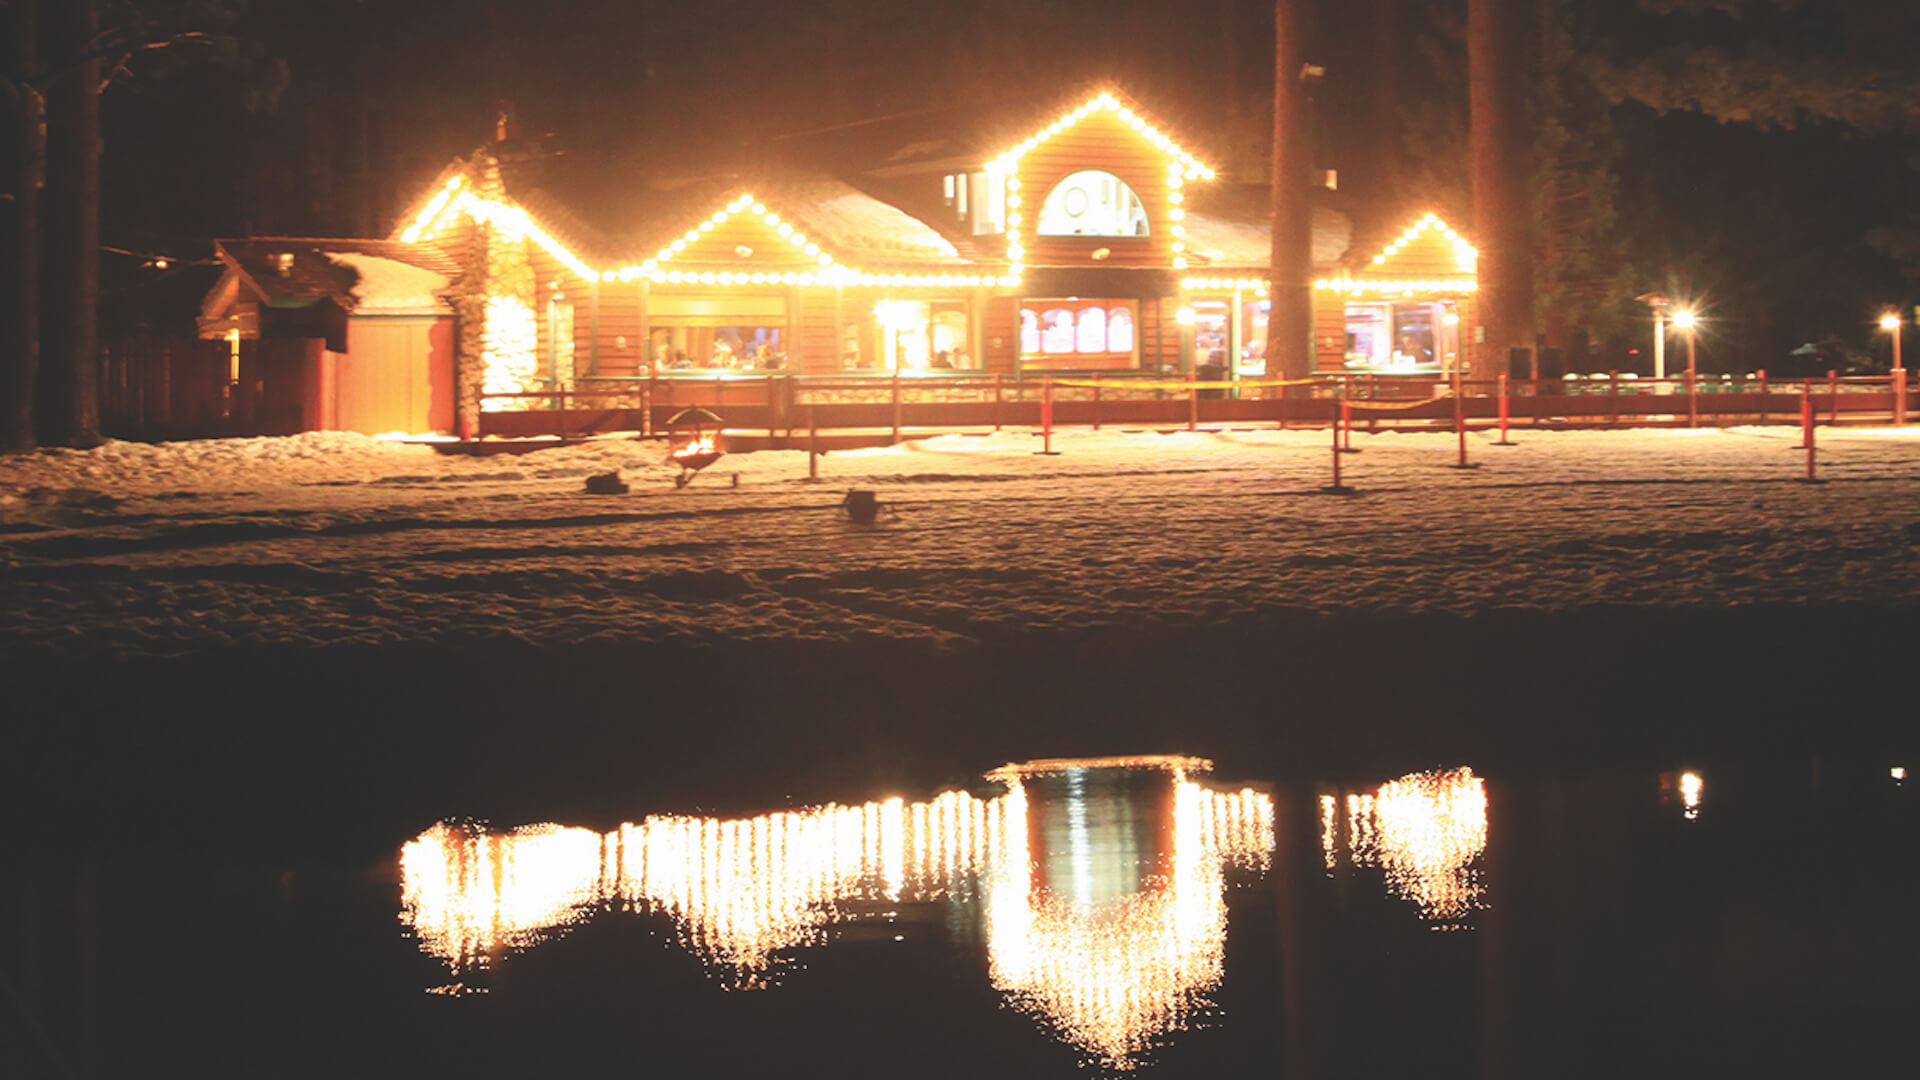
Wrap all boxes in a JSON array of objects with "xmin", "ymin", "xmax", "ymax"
[{"xmin": 3, "ymin": 425, "xmax": 1919, "ymax": 656}]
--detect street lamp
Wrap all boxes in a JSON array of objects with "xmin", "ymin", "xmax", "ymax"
[{"xmin": 1672, "ymin": 309, "xmax": 1699, "ymax": 427}]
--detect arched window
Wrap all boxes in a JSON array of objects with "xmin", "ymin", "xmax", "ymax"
[{"xmin": 1036, "ymin": 170, "xmax": 1150, "ymax": 237}]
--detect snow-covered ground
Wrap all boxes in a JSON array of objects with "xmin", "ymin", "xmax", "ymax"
[{"xmin": 3, "ymin": 424, "xmax": 1919, "ymax": 657}]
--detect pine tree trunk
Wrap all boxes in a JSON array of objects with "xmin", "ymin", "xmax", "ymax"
[
  {"xmin": 1268, "ymin": 0, "xmax": 1314, "ymax": 380},
  {"xmin": 1368, "ymin": 0, "xmax": 1400, "ymax": 206},
  {"xmin": 1468, "ymin": 0, "xmax": 1536, "ymax": 380},
  {"xmin": 41, "ymin": 0, "xmax": 101, "ymax": 447},
  {"xmin": 1, "ymin": 0, "xmax": 41, "ymax": 451}
]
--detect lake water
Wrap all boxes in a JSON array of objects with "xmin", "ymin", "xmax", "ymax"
[{"xmin": 12, "ymin": 753, "xmax": 1916, "ymax": 1078}]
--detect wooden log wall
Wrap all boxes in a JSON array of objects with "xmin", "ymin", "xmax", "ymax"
[{"xmin": 1015, "ymin": 110, "xmax": 1179, "ymax": 269}]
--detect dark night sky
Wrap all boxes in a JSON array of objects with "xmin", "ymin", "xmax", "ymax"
[{"xmin": 95, "ymin": 0, "xmax": 1918, "ymax": 364}]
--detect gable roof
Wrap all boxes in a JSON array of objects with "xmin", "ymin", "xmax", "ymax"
[
  {"xmin": 985, "ymin": 89, "xmax": 1217, "ymax": 180},
  {"xmin": 1313, "ymin": 213, "xmax": 1479, "ymax": 294},
  {"xmin": 214, "ymin": 239, "xmax": 461, "ymax": 311}
]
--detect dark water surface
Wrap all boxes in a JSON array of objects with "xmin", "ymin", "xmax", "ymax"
[
  {"xmin": 9, "ymin": 611, "xmax": 1920, "ymax": 1078},
  {"xmin": 18, "ymin": 753, "xmax": 1916, "ymax": 1079}
]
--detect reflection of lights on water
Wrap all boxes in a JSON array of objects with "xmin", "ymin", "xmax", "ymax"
[
  {"xmin": 397, "ymin": 761, "xmax": 1275, "ymax": 1070},
  {"xmin": 1680, "ymin": 771, "xmax": 1703, "ymax": 820},
  {"xmin": 1323, "ymin": 767, "xmax": 1489, "ymax": 924}
]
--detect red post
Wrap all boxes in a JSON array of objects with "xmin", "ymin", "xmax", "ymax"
[
  {"xmin": 1686, "ymin": 367, "xmax": 1698, "ymax": 428},
  {"xmin": 643, "ymin": 371, "xmax": 654, "ymax": 437},
  {"xmin": 1494, "ymin": 371, "xmax": 1515, "ymax": 445},
  {"xmin": 1828, "ymin": 369, "xmax": 1839, "ymax": 427},
  {"xmin": 890, "ymin": 367, "xmax": 903, "ymax": 444},
  {"xmin": 1341, "ymin": 399, "xmax": 1354, "ymax": 452},
  {"xmin": 1456, "ymin": 394, "xmax": 1469, "ymax": 467},
  {"xmin": 1895, "ymin": 366, "xmax": 1907, "ymax": 426},
  {"xmin": 1330, "ymin": 400, "xmax": 1343, "ymax": 488},
  {"xmin": 1802, "ymin": 393, "xmax": 1817, "ymax": 482},
  {"xmin": 808, "ymin": 404, "xmax": 819, "ymax": 481},
  {"xmin": 1608, "ymin": 369, "xmax": 1620, "ymax": 427},
  {"xmin": 1035, "ymin": 375, "xmax": 1059, "ymax": 455},
  {"xmin": 1757, "ymin": 368, "xmax": 1768, "ymax": 425},
  {"xmin": 1798, "ymin": 378, "xmax": 1812, "ymax": 449}
]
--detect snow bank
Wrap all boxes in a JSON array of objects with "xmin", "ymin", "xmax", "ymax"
[{"xmin": 4, "ymin": 425, "xmax": 1920, "ymax": 657}]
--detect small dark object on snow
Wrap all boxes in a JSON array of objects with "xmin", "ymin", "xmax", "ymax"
[
  {"xmin": 842, "ymin": 489, "xmax": 880, "ymax": 524},
  {"xmin": 585, "ymin": 471, "xmax": 629, "ymax": 494}
]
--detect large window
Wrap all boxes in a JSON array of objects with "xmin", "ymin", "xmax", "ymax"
[
  {"xmin": 1239, "ymin": 298, "xmax": 1268, "ymax": 376},
  {"xmin": 1191, "ymin": 300, "xmax": 1230, "ymax": 377},
  {"xmin": 1036, "ymin": 170, "xmax": 1149, "ymax": 238},
  {"xmin": 1019, "ymin": 299, "xmax": 1138, "ymax": 371},
  {"xmin": 649, "ymin": 296, "xmax": 789, "ymax": 372},
  {"xmin": 649, "ymin": 324, "xmax": 786, "ymax": 371},
  {"xmin": 1344, "ymin": 300, "xmax": 1460, "ymax": 372},
  {"xmin": 864, "ymin": 299, "xmax": 974, "ymax": 371}
]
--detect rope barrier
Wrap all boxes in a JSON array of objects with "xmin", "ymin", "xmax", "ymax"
[
  {"xmin": 1341, "ymin": 395, "xmax": 1452, "ymax": 412},
  {"xmin": 1050, "ymin": 376, "xmax": 1326, "ymax": 391}
]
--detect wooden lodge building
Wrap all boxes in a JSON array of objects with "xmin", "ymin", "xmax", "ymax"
[{"xmin": 201, "ymin": 88, "xmax": 1481, "ymax": 438}]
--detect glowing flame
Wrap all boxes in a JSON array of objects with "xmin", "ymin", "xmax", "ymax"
[
  {"xmin": 396, "ymin": 764, "xmax": 1275, "ymax": 1069},
  {"xmin": 672, "ymin": 434, "xmax": 718, "ymax": 460}
]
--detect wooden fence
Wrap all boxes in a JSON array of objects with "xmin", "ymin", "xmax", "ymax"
[{"xmin": 477, "ymin": 369, "xmax": 1915, "ymax": 442}]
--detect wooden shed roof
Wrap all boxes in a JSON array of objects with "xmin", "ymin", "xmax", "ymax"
[{"xmin": 214, "ymin": 239, "xmax": 462, "ymax": 311}]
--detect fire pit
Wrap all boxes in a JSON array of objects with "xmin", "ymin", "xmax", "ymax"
[{"xmin": 665, "ymin": 406, "xmax": 726, "ymax": 488}]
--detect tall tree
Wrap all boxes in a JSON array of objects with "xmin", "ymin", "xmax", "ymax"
[
  {"xmin": 40, "ymin": 0, "xmax": 103, "ymax": 447},
  {"xmin": 1469, "ymin": 0, "xmax": 1536, "ymax": 378},
  {"xmin": 1269, "ymin": 0, "xmax": 1313, "ymax": 380},
  {"xmin": 0, "ymin": 0, "xmax": 43, "ymax": 451}
]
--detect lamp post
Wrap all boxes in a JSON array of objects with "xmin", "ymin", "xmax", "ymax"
[
  {"xmin": 1883, "ymin": 313, "xmax": 1905, "ymax": 425},
  {"xmin": 1673, "ymin": 308, "xmax": 1698, "ymax": 427}
]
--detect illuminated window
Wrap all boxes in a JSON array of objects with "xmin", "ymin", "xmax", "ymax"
[
  {"xmin": 649, "ymin": 322, "xmax": 787, "ymax": 372},
  {"xmin": 969, "ymin": 173, "xmax": 1006, "ymax": 236},
  {"xmin": 866, "ymin": 299, "xmax": 973, "ymax": 371},
  {"xmin": 1036, "ymin": 171, "xmax": 1149, "ymax": 238},
  {"xmin": 1343, "ymin": 300, "xmax": 1459, "ymax": 372},
  {"xmin": 1239, "ymin": 299, "xmax": 1268, "ymax": 376},
  {"xmin": 1019, "ymin": 299, "xmax": 1139, "ymax": 370}
]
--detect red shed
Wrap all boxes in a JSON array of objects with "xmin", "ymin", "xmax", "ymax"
[{"xmin": 199, "ymin": 239, "xmax": 461, "ymax": 435}]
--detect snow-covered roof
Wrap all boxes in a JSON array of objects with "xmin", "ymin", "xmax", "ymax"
[
  {"xmin": 214, "ymin": 239, "xmax": 460, "ymax": 312},
  {"xmin": 323, "ymin": 253, "xmax": 452, "ymax": 315}
]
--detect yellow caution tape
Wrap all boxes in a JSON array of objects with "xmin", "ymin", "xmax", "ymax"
[
  {"xmin": 1341, "ymin": 395, "xmax": 1452, "ymax": 411},
  {"xmin": 1050, "ymin": 376, "xmax": 1327, "ymax": 391}
]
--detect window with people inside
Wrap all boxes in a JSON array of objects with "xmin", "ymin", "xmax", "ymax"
[
  {"xmin": 650, "ymin": 323, "xmax": 788, "ymax": 372},
  {"xmin": 1344, "ymin": 300, "xmax": 1460, "ymax": 373},
  {"xmin": 854, "ymin": 299, "xmax": 974, "ymax": 371},
  {"xmin": 1019, "ymin": 299, "xmax": 1138, "ymax": 371}
]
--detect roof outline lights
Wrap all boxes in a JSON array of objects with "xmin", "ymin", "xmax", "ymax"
[
  {"xmin": 1363, "ymin": 213, "xmax": 1477, "ymax": 274},
  {"xmin": 399, "ymin": 181, "xmax": 1022, "ymax": 290},
  {"xmin": 605, "ymin": 193, "xmax": 1018, "ymax": 290},
  {"xmin": 985, "ymin": 89, "xmax": 1218, "ymax": 276},
  {"xmin": 399, "ymin": 173, "xmax": 600, "ymax": 283},
  {"xmin": 1312, "ymin": 213, "xmax": 1478, "ymax": 295}
]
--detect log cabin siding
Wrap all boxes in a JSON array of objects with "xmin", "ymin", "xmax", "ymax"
[{"xmin": 1013, "ymin": 110, "xmax": 1180, "ymax": 269}]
